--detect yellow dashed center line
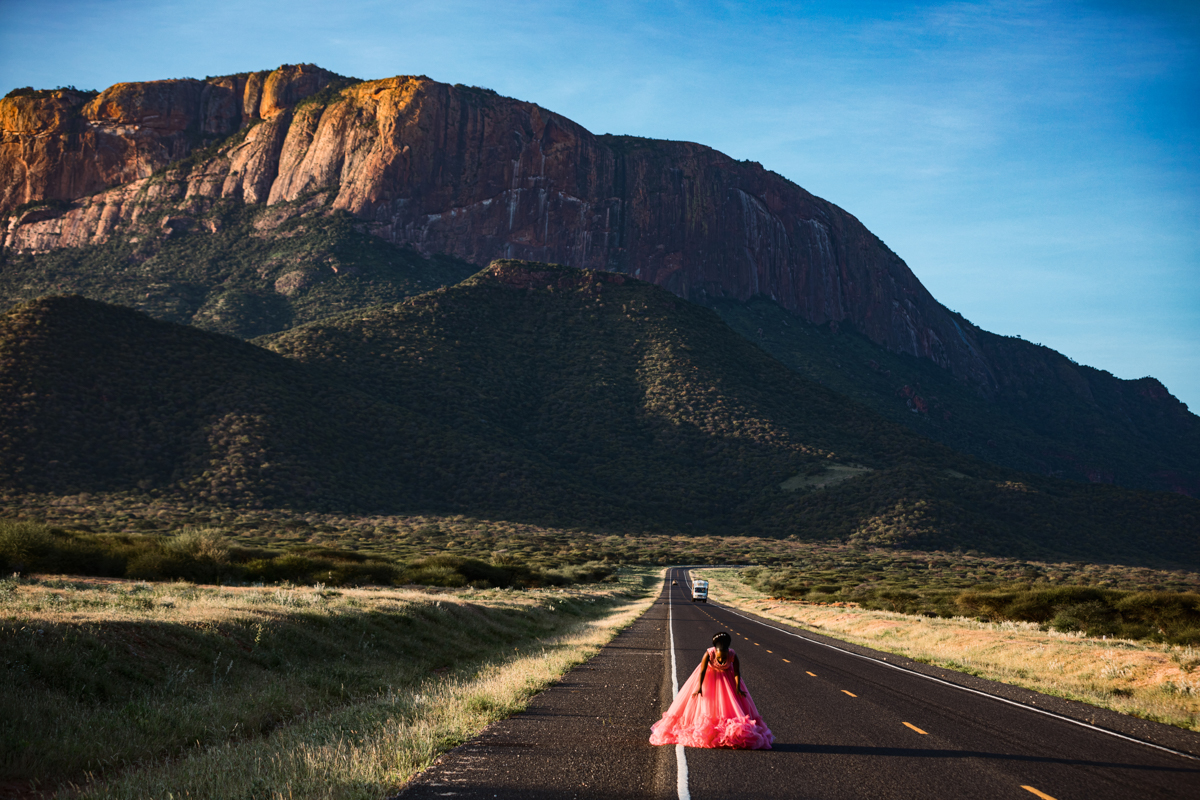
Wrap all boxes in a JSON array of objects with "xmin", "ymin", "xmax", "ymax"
[
  {"xmin": 806, "ymin": 671, "xmax": 817, "ymax": 676},
  {"xmin": 1020, "ymin": 787, "xmax": 1058, "ymax": 800},
  {"xmin": 766, "ymin": 650, "xmax": 773, "ymax": 653},
  {"xmin": 841, "ymin": 690, "xmax": 857, "ymax": 697},
  {"xmin": 902, "ymin": 722, "xmax": 928, "ymax": 735},
  {"xmin": 782, "ymin": 658, "xmax": 790, "ymax": 663},
  {"xmin": 754, "ymin": 642, "xmax": 760, "ymax": 646}
]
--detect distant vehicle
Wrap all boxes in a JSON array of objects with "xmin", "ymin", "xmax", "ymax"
[
  {"xmin": 671, "ymin": 580, "xmax": 678, "ymax": 585},
  {"xmin": 691, "ymin": 579, "xmax": 709, "ymax": 603}
]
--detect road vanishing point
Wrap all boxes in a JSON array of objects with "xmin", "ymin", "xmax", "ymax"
[{"xmin": 394, "ymin": 568, "xmax": 1200, "ymax": 799}]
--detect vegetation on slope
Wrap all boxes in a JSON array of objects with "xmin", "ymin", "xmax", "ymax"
[
  {"xmin": 5, "ymin": 187, "xmax": 1195, "ymax": 502},
  {"xmin": 712, "ymin": 297, "xmax": 1200, "ymax": 496},
  {"xmin": 0, "ymin": 195, "xmax": 477, "ymax": 339},
  {"xmin": 0, "ymin": 262, "xmax": 1196, "ymax": 565},
  {"xmin": 258, "ymin": 260, "xmax": 935, "ymax": 528},
  {"xmin": 260, "ymin": 261, "xmax": 1200, "ymax": 563}
]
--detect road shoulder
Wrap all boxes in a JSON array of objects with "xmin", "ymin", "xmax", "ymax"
[
  {"xmin": 718, "ymin": 601, "xmax": 1200, "ymax": 759},
  {"xmin": 390, "ymin": 590, "xmax": 677, "ymax": 799}
]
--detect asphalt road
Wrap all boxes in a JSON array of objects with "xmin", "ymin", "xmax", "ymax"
[
  {"xmin": 393, "ymin": 587, "xmax": 675, "ymax": 800},
  {"xmin": 667, "ymin": 567, "xmax": 1200, "ymax": 800},
  {"xmin": 395, "ymin": 571, "xmax": 1200, "ymax": 799}
]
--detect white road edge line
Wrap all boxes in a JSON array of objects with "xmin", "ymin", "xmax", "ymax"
[
  {"xmin": 668, "ymin": 572, "xmax": 691, "ymax": 800},
  {"xmin": 714, "ymin": 600, "xmax": 1199, "ymax": 763}
]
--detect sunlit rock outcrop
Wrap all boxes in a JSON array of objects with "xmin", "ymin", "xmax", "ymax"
[{"xmin": 2, "ymin": 71, "xmax": 997, "ymax": 388}]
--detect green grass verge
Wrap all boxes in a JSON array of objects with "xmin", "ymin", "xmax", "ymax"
[{"xmin": 1, "ymin": 570, "xmax": 658, "ymax": 797}]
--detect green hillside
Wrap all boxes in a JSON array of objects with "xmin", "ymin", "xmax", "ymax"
[
  {"xmin": 0, "ymin": 196, "xmax": 477, "ymax": 339},
  {"xmin": 0, "ymin": 262, "xmax": 1196, "ymax": 565},
  {"xmin": 713, "ymin": 297, "xmax": 1200, "ymax": 496}
]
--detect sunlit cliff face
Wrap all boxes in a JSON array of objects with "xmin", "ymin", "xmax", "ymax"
[{"xmin": 1, "ymin": 67, "xmax": 993, "ymax": 391}]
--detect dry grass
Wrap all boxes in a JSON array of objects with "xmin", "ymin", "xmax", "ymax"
[
  {"xmin": 73, "ymin": 594, "xmax": 654, "ymax": 800},
  {"xmin": 1, "ymin": 571, "xmax": 659, "ymax": 798},
  {"xmin": 779, "ymin": 463, "xmax": 872, "ymax": 492},
  {"xmin": 699, "ymin": 568, "xmax": 1200, "ymax": 730}
]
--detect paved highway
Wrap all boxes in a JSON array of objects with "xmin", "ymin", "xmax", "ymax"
[
  {"xmin": 396, "ymin": 571, "xmax": 1199, "ymax": 799},
  {"xmin": 666, "ymin": 567, "xmax": 1200, "ymax": 799}
]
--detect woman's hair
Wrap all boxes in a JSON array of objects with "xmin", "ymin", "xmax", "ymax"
[{"xmin": 712, "ymin": 631, "xmax": 732, "ymax": 648}]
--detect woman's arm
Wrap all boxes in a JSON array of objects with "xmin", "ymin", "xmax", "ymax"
[
  {"xmin": 733, "ymin": 653, "xmax": 746, "ymax": 695},
  {"xmin": 693, "ymin": 652, "xmax": 709, "ymax": 696}
]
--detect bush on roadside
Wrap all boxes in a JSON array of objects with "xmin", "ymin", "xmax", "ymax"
[
  {"xmin": 399, "ymin": 554, "xmax": 578, "ymax": 589},
  {"xmin": 0, "ymin": 520, "xmax": 609, "ymax": 590},
  {"xmin": 741, "ymin": 564, "xmax": 1200, "ymax": 644},
  {"xmin": 547, "ymin": 561, "xmax": 614, "ymax": 584}
]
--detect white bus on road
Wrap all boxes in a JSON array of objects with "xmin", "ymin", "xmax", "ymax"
[{"xmin": 691, "ymin": 579, "xmax": 709, "ymax": 602}]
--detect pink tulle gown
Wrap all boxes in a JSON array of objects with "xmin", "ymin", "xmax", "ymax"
[{"xmin": 650, "ymin": 647, "xmax": 774, "ymax": 749}]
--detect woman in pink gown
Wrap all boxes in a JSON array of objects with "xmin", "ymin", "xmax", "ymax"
[{"xmin": 650, "ymin": 631, "xmax": 773, "ymax": 749}]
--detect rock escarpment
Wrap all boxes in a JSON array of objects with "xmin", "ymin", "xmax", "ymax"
[
  {"xmin": 3, "ymin": 67, "xmax": 1196, "ymax": 499},
  {"xmin": 2, "ymin": 72, "xmax": 993, "ymax": 389},
  {"xmin": 0, "ymin": 64, "xmax": 339, "ymax": 215}
]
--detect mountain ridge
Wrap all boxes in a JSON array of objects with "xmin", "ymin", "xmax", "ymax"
[
  {"xmin": 713, "ymin": 298, "xmax": 1200, "ymax": 496},
  {"xmin": 2, "ymin": 66, "xmax": 1196, "ymax": 497},
  {"xmin": 0, "ymin": 67, "xmax": 997, "ymax": 389}
]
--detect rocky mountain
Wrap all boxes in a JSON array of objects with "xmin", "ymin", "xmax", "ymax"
[
  {"xmin": 1, "ymin": 64, "xmax": 344, "ymax": 210},
  {"xmin": 1, "ymin": 262, "xmax": 1196, "ymax": 566},
  {"xmin": 2, "ymin": 65, "xmax": 1197, "ymax": 496},
  {"xmin": 0, "ymin": 65, "xmax": 992, "ymax": 384}
]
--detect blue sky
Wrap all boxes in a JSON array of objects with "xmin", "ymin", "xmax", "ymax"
[{"xmin": 2, "ymin": 0, "xmax": 1197, "ymax": 409}]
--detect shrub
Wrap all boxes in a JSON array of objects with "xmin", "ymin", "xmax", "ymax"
[
  {"xmin": 875, "ymin": 589, "xmax": 919, "ymax": 613},
  {"xmin": 401, "ymin": 555, "xmax": 517, "ymax": 588},
  {"xmin": 0, "ymin": 520, "xmax": 600, "ymax": 590},
  {"xmin": 743, "ymin": 562, "xmax": 1200, "ymax": 644},
  {"xmin": 1049, "ymin": 601, "xmax": 1112, "ymax": 634},
  {"xmin": 126, "ymin": 550, "xmax": 186, "ymax": 581},
  {"xmin": 0, "ymin": 521, "xmax": 54, "ymax": 570},
  {"xmin": 166, "ymin": 527, "xmax": 231, "ymax": 564},
  {"xmin": 547, "ymin": 561, "xmax": 614, "ymax": 584}
]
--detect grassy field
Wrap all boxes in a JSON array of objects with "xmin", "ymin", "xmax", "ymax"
[
  {"xmin": 699, "ymin": 568, "xmax": 1200, "ymax": 730},
  {"xmin": 1, "ymin": 569, "xmax": 659, "ymax": 799},
  {"xmin": 7, "ymin": 504, "xmax": 1200, "ymax": 593}
]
